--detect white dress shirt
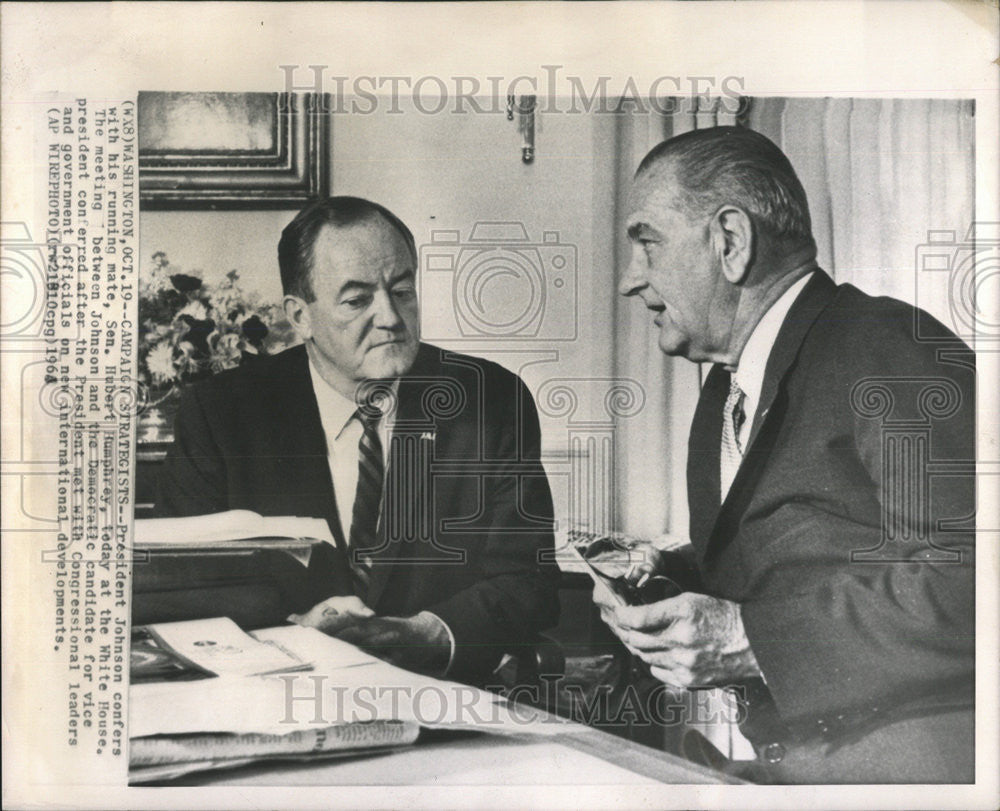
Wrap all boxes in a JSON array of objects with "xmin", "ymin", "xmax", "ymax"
[
  {"xmin": 307, "ymin": 361, "xmax": 394, "ymax": 542},
  {"xmin": 732, "ymin": 272, "xmax": 814, "ymax": 449},
  {"xmin": 307, "ymin": 362, "xmax": 456, "ymax": 671}
]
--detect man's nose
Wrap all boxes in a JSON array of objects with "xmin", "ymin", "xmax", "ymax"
[
  {"xmin": 618, "ymin": 248, "xmax": 646, "ymax": 298},
  {"xmin": 371, "ymin": 288, "xmax": 404, "ymax": 329}
]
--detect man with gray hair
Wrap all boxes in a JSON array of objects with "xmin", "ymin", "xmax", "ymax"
[{"xmin": 598, "ymin": 126, "xmax": 974, "ymax": 782}]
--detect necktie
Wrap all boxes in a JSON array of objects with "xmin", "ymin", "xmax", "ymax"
[
  {"xmin": 348, "ymin": 403, "xmax": 384, "ymax": 600},
  {"xmin": 720, "ymin": 376, "xmax": 746, "ymax": 500}
]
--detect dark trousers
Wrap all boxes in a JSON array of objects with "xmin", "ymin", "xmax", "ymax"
[{"xmin": 685, "ymin": 706, "xmax": 973, "ymax": 784}]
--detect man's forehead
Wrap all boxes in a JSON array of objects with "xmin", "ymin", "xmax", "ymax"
[
  {"xmin": 626, "ymin": 171, "xmax": 681, "ymax": 230},
  {"xmin": 312, "ymin": 220, "xmax": 412, "ymax": 274}
]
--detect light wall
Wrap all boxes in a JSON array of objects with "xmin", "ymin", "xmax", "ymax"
[
  {"xmin": 140, "ymin": 97, "xmax": 620, "ymax": 398},
  {"xmin": 141, "ymin": 210, "xmax": 289, "ymax": 303},
  {"xmin": 140, "ymin": 100, "xmax": 625, "ymax": 536},
  {"xmin": 329, "ymin": 97, "xmax": 617, "ymax": 386},
  {"xmin": 140, "ymin": 97, "xmax": 977, "ymax": 543}
]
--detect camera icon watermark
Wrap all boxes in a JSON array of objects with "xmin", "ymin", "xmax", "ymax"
[
  {"xmin": 1, "ymin": 222, "xmax": 51, "ymax": 341},
  {"xmin": 914, "ymin": 222, "xmax": 1000, "ymax": 342},
  {"xmin": 418, "ymin": 222, "xmax": 577, "ymax": 341}
]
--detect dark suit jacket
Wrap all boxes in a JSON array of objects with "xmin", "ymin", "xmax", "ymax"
[
  {"xmin": 156, "ymin": 342, "xmax": 560, "ymax": 683},
  {"xmin": 687, "ymin": 272, "xmax": 974, "ymax": 748}
]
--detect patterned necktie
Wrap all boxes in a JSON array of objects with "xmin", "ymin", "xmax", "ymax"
[
  {"xmin": 348, "ymin": 403, "xmax": 384, "ymax": 600},
  {"xmin": 720, "ymin": 376, "xmax": 746, "ymax": 500}
]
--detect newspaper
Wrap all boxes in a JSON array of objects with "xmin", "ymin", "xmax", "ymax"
[
  {"xmin": 2, "ymin": 2, "xmax": 998, "ymax": 809},
  {"xmin": 128, "ymin": 623, "xmax": 574, "ymax": 783}
]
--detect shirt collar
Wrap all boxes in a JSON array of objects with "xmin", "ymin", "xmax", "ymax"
[
  {"xmin": 307, "ymin": 361, "xmax": 401, "ymax": 440},
  {"xmin": 734, "ymin": 271, "xmax": 814, "ymax": 405},
  {"xmin": 308, "ymin": 361, "xmax": 361, "ymax": 441}
]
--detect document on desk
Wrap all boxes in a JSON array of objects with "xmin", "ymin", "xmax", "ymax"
[
  {"xmin": 129, "ymin": 625, "xmax": 406, "ymax": 782},
  {"xmin": 131, "ymin": 624, "xmax": 573, "ymax": 739},
  {"xmin": 261, "ymin": 624, "xmax": 573, "ymax": 734},
  {"xmin": 135, "ymin": 510, "xmax": 335, "ymax": 548},
  {"xmin": 129, "ymin": 623, "xmax": 573, "ymax": 782},
  {"xmin": 142, "ymin": 617, "xmax": 313, "ymax": 677}
]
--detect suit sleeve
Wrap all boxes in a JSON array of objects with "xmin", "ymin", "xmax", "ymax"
[
  {"xmin": 155, "ymin": 384, "xmax": 229, "ymax": 517},
  {"xmin": 739, "ymin": 340, "xmax": 975, "ymax": 723},
  {"xmin": 423, "ymin": 374, "xmax": 560, "ymax": 683}
]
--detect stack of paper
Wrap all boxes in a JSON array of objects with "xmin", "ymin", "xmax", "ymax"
[
  {"xmin": 134, "ymin": 509, "xmax": 335, "ymax": 552},
  {"xmin": 129, "ymin": 621, "xmax": 574, "ymax": 782}
]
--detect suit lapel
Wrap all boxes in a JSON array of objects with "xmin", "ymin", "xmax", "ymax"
[
  {"xmin": 742, "ymin": 272, "xmax": 837, "ymax": 454},
  {"xmin": 265, "ymin": 346, "xmax": 353, "ymax": 587},
  {"xmin": 687, "ymin": 363, "xmax": 729, "ymax": 557},
  {"xmin": 695, "ymin": 272, "xmax": 838, "ymax": 557}
]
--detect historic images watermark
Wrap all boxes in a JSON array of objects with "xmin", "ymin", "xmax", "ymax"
[
  {"xmin": 277, "ymin": 673, "xmax": 746, "ymax": 731},
  {"xmin": 849, "ymin": 374, "xmax": 971, "ymax": 562},
  {"xmin": 845, "ymin": 223, "xmax": 992, "ymax": 562},
  {"xmin": 278, "ymin": 65, "xmax": 747, "ymax": 116},
  {"xmin": 418, "ymin": 222, "xmax": 578, "ymax": 342},
  {"xmin": 914, "ymin": 222, "xmax": 1000, "ymax": 344}
]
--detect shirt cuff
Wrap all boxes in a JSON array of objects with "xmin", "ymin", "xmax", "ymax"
[{"xmin": 418, "ymin": 610, "xmax": 455, "ymax": 676}]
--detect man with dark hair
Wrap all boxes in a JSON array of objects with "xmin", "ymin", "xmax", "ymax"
[
  {"xmin": 598, "ymin": 127, "xmax": 974, "ymax": 782},
  {"xmin": 278, "ymin": 196, "xmax": 418, "ymax": 301},
  {"xmin": 157, "ymin": 196, "xmax": 559, "ymax": 684}
]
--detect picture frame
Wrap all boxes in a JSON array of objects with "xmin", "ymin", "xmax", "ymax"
[{"xmin": 138, "ymin": 91, "xmax": 328, "ymax": 208}]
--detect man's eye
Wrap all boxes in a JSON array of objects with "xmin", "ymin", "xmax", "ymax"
[
  {"xmin": 392, "ymin": 287, "xmax": 416, "ymax": 300},
  {"xmin": 342, "ymin": 295, "xmax": 371, "ymax": 309}
]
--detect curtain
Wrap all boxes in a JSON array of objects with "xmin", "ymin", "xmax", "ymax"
[
  {"xmin": 611, "ymin": 98, "xmax": 742, "ymax": 541},
  {"xmin": 750, "ymin": 98, "xmax": 975, "ymax": 324}
]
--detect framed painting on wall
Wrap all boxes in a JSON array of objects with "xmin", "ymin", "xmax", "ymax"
[{"xmin": 138, "ymin": 91, "xmax": 328, "ymax": 208}]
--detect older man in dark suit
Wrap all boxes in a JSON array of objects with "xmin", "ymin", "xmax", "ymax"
[
  {"xmin": 598, "ymin": 127, "xmax": 974, "ymax": 783},
  {"xmin": 157, "ymin": 196, "xmax": 559, "ymax": 685}
]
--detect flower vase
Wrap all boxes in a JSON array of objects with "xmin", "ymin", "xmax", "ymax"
[{"xmin": 137, "ymin": 385, "xmax": 181, "ymax": 445}]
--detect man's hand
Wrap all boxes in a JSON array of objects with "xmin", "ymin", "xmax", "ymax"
[
  {"xmin": 334, "ymin": 612, "xmax": 451, "ymax": 676},
  {"xmin": 288, "ymin": 595, "xmax": 374, "ymax": 634},
  {"xmin": 595, "ymin": 587, "xmax": 761, "ymax": 688}
]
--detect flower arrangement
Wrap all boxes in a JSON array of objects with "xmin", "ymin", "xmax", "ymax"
[{"xmin": 138, "ymin": 252, "xmax": 296, "ymax": 398}]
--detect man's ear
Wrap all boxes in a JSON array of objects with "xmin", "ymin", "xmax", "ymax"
[
  {"xmin": 283, "ymin": 294, "xmax": 312, "ymax": 341},
  {"xmin": 712, "ymin": 205, "xmax": 754, "ymax": 284}
]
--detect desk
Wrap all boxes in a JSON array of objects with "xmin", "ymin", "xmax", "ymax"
[{"xmin": 147, "ymin": 727, "xmax": 742, "ymax": 786}]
